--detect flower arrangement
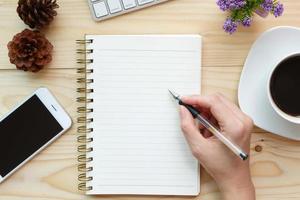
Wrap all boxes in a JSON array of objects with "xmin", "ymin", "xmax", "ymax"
[{"xmin": 217, "ymin": 0, "xmax": 284, "ymax": 34}]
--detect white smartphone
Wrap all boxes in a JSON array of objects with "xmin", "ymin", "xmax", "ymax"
[{"xmin": 0, "ymin": 88, "xmax": 72, "ymax": 183}]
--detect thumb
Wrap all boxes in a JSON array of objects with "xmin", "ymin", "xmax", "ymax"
[{"xmin": 179, "ymin": 106, "xmax": 207, "ymax": 157}]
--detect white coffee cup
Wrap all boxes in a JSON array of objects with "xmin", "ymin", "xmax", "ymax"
[{"xmin": 267, "ymin": 53, "xmax": 300, "ymax": 124}]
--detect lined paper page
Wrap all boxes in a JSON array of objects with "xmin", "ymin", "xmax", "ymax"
[{"xmin": 85, "ymin": 35, "xmax": 201, "ymax": 195}]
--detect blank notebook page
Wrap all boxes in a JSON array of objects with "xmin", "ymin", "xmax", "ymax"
[{"xmin": 86, "ymin": 35, "xmax": 201, "ymax": 195}]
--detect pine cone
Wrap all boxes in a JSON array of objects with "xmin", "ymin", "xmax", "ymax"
[
  {"xmin": 17, "ymin": 0, "xmax": 59, "ymax": 29},
  {"xmin": 7, "ymin": 29, "xmax": 53, "ymax": 72}
]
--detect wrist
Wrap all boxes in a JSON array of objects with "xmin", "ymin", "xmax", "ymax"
[
  {"xmin": 217, "ymin": 168, "xmax": 255, "ymax": 200},
  {"xmin": 221, "ymin": 182, "xmax": 255, "ymax": 200}
]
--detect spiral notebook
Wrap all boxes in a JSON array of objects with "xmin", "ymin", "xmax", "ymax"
[{"xmin": 77, "ymin": 35, "xmax": 201, "ymax": 195}]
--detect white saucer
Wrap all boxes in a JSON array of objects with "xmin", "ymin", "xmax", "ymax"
[{"xmin": 238, "ymin": 26, "xmax": 300, "ymax": 140}]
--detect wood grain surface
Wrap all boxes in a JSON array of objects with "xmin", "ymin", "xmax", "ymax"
[{"xmin": 0, "ymin": 0, "xmax": 300, "ymax": 199}]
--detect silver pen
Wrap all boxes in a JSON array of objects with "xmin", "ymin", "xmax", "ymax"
[{"xmin": 169, "ymin": 90, "xmax": 248, "ymax": 161}]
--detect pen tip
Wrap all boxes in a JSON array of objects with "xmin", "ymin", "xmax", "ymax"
[{"xmin": 168, "ymin": 89, "xmax": 180, "ymax": 100}]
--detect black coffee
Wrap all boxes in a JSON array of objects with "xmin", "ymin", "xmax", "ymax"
[{"xmin": 270, "ymin": 54, "xmax": 300, "ymax": 116}]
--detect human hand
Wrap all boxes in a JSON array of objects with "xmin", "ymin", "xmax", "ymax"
[{"xmin": 179, "ymin": 93, "xmax": 255, "ymax": 200}]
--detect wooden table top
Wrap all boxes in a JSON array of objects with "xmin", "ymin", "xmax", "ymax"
[{"xmin": 0, "ymin": 0, "xmax": 300, "ymax": 199}]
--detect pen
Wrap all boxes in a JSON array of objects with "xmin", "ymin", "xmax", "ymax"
[{"xmin": 168, "ymin": 90, "xmax": 249, "ymax": 161}]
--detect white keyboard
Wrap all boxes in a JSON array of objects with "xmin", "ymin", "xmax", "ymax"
[{"xmin": 88, "ymin": 0, "xmax": 169, "ymax": 21}]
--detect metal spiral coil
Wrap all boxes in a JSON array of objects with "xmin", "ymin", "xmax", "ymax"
[
  {"xmin": 78, "ymin": 163, "xmax": 93, "ymax": 172},
  {"xmin": 77, "ymin": 78, "xmax": 94, "ymax": 84},
  {"xmin": 77, "ymin": 135, "xmax": 93, "ymax": 143},
  {"xmin": 77, "ymin": 49, "xmax": 93, "ymax": 54},
  {"xmin": 77, "ymin": 107, "xmax": 93, "ymax": 113},
  {"xmin": 77, "ymin": 97, "xmax": 93, "ymax": 104},
  {"xmin": 77, "ymin": 117, "xmax": 93, "ymax": 123},
  {"xmin": 78, "ymin": 183, "xmax": 92, "ymax": 192},
  {"xmin": 77, "ymin": 88, "xmax": 94, "ymax": 93},
  {"xmin": 77, "ymin": 68, "xmax": 93, "ymax": 74},
  {"xmin": 76, "ymin": 39, "xmax": 93, "ymax": 44},
  {"xmin": 76, "ymin": 39, "xmax": 94, "ymax": 192}
]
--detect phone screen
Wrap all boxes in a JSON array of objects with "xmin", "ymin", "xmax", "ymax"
[{"xmin": 0, "ymin": 95, "xmax": 63, "ymax": 178}]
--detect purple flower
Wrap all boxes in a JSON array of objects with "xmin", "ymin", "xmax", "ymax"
[
  {"xmin": 273, "ymin": 3, "xmax": 284, "ymax": 17},
  {"xmin": 217, "ymin": 0, "xmax": 229, "ymax": 11},
  {"xmin": 223, "ymin": 18, "xmax": 238, "ymax": 34},
  {"xmin": 217, "ymin": 0, "xmax": 246, "ymax": 11},
  {"xmin": 242, "ymin": 17, "xmax": 252, "ymax": 27},
  {"xmin": 261, "ymin": 0, "xmax": 273, "ymax": 12}
]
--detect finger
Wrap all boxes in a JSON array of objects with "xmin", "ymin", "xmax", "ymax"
[
  {"xmin": 182, "ymin": 95, "xmax": 237, "ymax": 127},
  {"xmin": 180, "ymin": 95, "xmax": 211, "ymax": 116},
  {"xmin": 217, "ymin": 94, "xmax": 253, "ymax": 130},
  {"xmin": 179, "ymin": 106, "xmax": 206, "ymax": 147},
  {"xmin": 181, "ymin": 95, "xmax": 211, "ymax": 109},
  {"xmin": 216, "ymin": 94, "xmax": 246, "ymax": 120},
  {"xmin": 181, "ymin": 94, "xmax": 248, "ymax": 142}
]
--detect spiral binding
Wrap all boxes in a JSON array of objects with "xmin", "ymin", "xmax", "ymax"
[{"xmin": 76, "ymin": 39, "xmax": 94, "ymax": 192}]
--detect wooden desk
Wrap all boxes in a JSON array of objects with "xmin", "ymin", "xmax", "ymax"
[{"xmin": 0, "ymin": 0, "xmax": 300, "ymax": 199}]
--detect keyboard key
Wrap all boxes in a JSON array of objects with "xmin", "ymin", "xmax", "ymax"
[
  {"xmin": 122, "ymin": 0, "xmax": 137, "ymax": 9},
  {"xmin": 93, "ymin": 1, "xmax": 109, "ymax": 18},
  {"xmin": 107, "ymin": 0, "xmax": 123, "ymax": 14},
  {"xmin": 137, "ymin": 0, "xmax": 154, "ymax": 5},
  {"xmin": 88, "ymin": 0, "xmax": 166, "ymax": 21}
]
